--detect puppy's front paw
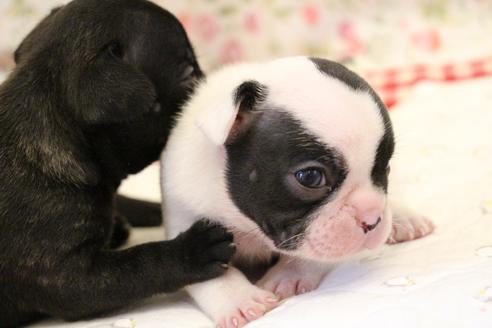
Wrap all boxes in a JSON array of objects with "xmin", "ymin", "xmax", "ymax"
[
  {"xmin": 177, "ymin": 220, "xmax": 235, "ymax": 281},
  {"xmin": 216, "ymin": 286, "xmax": 279, "ymax": 328},
  {"xmin": 387, "ymin": 208, "xmax": 435, "ymax": 244}
]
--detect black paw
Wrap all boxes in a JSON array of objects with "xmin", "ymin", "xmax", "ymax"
[
  {"xmin": 109, "ymin": 214, "xmax": 131, "ymax": 249},
  {"xmin": 176, "ymin": 219, "xmax": 236, "ymax": 282}
]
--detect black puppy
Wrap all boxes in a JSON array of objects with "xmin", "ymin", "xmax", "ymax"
[{"xmin": 0, "ymin": 0, "xmax": 235, "ymax": 326}]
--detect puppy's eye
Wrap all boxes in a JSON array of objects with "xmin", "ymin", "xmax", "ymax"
[
  {"xmin": 181, "ymin": 65, "xmax": 195, "ymax": 81},
  {"xmin": 295, "ymin": 168, "xmax": 326, "ymax": 188},
  {"xmin": 286, "ymin": 162, "xmax": 333, "ymax": 201},
  {"xmin": 106, "ymin": 41, "xmax": 124, "ymax": 59}
]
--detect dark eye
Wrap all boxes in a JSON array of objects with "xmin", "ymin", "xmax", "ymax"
[
  {"xmin": 295, "ymin": 168, "xmax": 326, "ymax": 188},
  {"xmin": 181, "ymin": 65, "xmax": 195, "ymax": 81},
  {"xmin": 106, "ymin": 41, "xmax": 124, "ymax": 59}
]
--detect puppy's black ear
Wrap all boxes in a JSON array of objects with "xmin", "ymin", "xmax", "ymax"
[
  {"xmin": 195, "ymin": 79, "xmax": 268, "ymax": 145},
  {"xmin": 225, "ymin": 80, "xmax": 268, "ymax": 145},
  {"xmin": 14, "ymin": 6, "xmax": 63, "ymax": 64},
  {"xmin": 69, "ymin": 41, "xmax": 157, "ymax": 125}
]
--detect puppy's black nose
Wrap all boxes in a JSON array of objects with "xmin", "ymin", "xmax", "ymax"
[{"xmin": 361, "ymin": 217, "xmax": 381, "ymax": 234}]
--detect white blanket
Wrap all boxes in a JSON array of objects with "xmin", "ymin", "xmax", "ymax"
[{"xmin": 29, "ymin": 77, "xmax": 492, "ymax": 328}]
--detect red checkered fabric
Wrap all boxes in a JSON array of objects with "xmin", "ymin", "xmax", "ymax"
[{"xmin": 363, "ymin": 57, "xmax": 492, "ymax": 108}]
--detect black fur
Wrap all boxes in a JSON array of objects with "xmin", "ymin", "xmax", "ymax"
[
  {"xmin": 309, "ymin": 57, "xmax": 395, "ymax": 190},
  {"xmin": 226, "ymin": 84, "xmax": 347, "ymax": 249},
  {"xmin": 0, "ymin": 1, "xmax": 234, "ymax": 326},
  {"xmin": 233, "ymin": 80, "xmax": 268, "ymax": 110}
]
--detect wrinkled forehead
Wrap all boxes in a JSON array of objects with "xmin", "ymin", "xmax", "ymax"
[{"xmin": 260, "ymin": 58, "xmax": 386, "ymax": 173}]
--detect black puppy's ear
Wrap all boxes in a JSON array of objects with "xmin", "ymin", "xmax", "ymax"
[
  {"xmin": 14, "ymin": 6, "xmax": 63, "ymax": 64},
  {"xmin": 225, "ymin": 80, "xmax": 268, "ymax": 145}
]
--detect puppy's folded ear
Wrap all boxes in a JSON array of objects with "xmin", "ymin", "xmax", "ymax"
[
  {"xmin": 195, "ymin": 80, "xmax": 268, "ymax": 145},
  {"xmin": 68, "ymin": 42, "xmax": 157, "ymax": 125}
]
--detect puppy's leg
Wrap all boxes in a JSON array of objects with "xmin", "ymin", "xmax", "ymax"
[
  {"xmin": 115, "ymin": 194, "xmax": 162, "ymax": 227},
  {"xmin": 257, "ymin": 255, "xmax": 331, "ymax": 300},
  {"xmin": 34, "ymin": 220, "xmax": 234, "ymax": 321},
  {"xmin": 164, "ymin": 210, "xmax": 278, "ymax": 327},
  {"xmin": 387, "ymin": 201, "xmax": 435, "ymax": 244},
  {"xmin": 188, "ymin": 267, "xmax": 279, "ymax": 328}
]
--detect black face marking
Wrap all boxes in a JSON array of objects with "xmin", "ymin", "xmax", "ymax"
[
  {"xmin": 226, "ymin": 110, "xmax": 348, "ymax": 250},
  {"xmin": 371, "ymin": 129, "xmax": 393, "ymax": 191},
  {"xmin": 309, "ymin": 57, "xmax": 395, "ymax": 191}
]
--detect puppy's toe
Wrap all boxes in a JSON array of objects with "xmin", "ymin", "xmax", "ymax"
[
  {"xmin": 388, "ymin": 210, "xmax": 435, "ymax": 244},
  {"xmin": 216, "ymin": 288, "xmax": 278, "ymax": 328}
]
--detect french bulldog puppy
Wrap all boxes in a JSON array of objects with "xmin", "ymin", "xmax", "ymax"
[
  {"xmin": 161, "ymin": 57, "xmax": 434, "ymax": 328},
  {"xmin": 0, "ymin": 0, "xmax": 235, "ymax": 327}
]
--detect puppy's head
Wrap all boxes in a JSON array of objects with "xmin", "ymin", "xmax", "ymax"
[
  {"xmin": 197, "ymin": 57, "xmax": 394, "ymax": 262},
  {"xmin": 14, "ymin": 0, "xmax": 202, "ymax": 179}
]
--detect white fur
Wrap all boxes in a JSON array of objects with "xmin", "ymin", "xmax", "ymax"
[{"xmin": 161, "ymin": 57, "xmax": 432, "ymax": 327}]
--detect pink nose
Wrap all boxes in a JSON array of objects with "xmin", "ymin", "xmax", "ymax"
[
  {"xmin": 347, "ymin": 188, "xmax": 384, "ymax": 233},
  {"xmin": 356, "ymin": 210, "xmax": 382, "ymax": 233}
]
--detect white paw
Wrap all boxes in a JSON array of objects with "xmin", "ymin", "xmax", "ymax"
[
  {"xmin": 258, "ymin": 273, "xmax": 320, "ymax": 300},
  {"xmin": 257, "ymin": 258, "xmax": 327, "ymax": 300},
  {"xmin": 387, "ymin": 208, "xmax": 435, "ymax": 244},
  {"xmin": 216, "ymin": 286, "xmax": 279, "ymax": 328}
]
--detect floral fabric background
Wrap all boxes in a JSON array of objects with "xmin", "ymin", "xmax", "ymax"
[{"xmin": 1, "ymin": 0, "xmax": 491, "ymax": 74}]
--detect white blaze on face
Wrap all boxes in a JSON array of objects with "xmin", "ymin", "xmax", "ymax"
[{"xmin": 259, "ymin": 57, "xmax": 391, "ymax": 261}]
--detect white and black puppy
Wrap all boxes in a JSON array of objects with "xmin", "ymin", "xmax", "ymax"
[{"xmin": 161, "ymin": 57, "xmax": 434, "ymax": 328}]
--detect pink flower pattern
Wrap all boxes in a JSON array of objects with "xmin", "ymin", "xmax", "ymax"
[
  {"xmin": 302, "ymin": 4, "xmax": 320, "ymax": 26},
  {"xmin": 220, "ymin": 39, "xmax": 243, "ymax": 64},
  {"xmin": 244, "ymin": 12, "xmax": 259, "ymax": 34},
  {"xmin": 0, "ymin": 0, "xmax": 491, "ymax": 73},
  {"xmin": 194, "ymin": 13, "xmax": 219, "ymax": 43},
  {"xmin": 411, "ymin": 28, "xmax": 441, "ymax": 52}
]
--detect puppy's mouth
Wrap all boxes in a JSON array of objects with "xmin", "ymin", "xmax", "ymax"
[{"xmin": 290, "ymin": 205, "xmax": 392, "ymax": 262}]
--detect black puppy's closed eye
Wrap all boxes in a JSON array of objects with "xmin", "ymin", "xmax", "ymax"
[
  {"xmin": 105, "ymin": 41, "xmax": 124, "ymax": 59},
  {"xmin": 181, "ymin": 65, "xmax": 195, "ymax": 81}
]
